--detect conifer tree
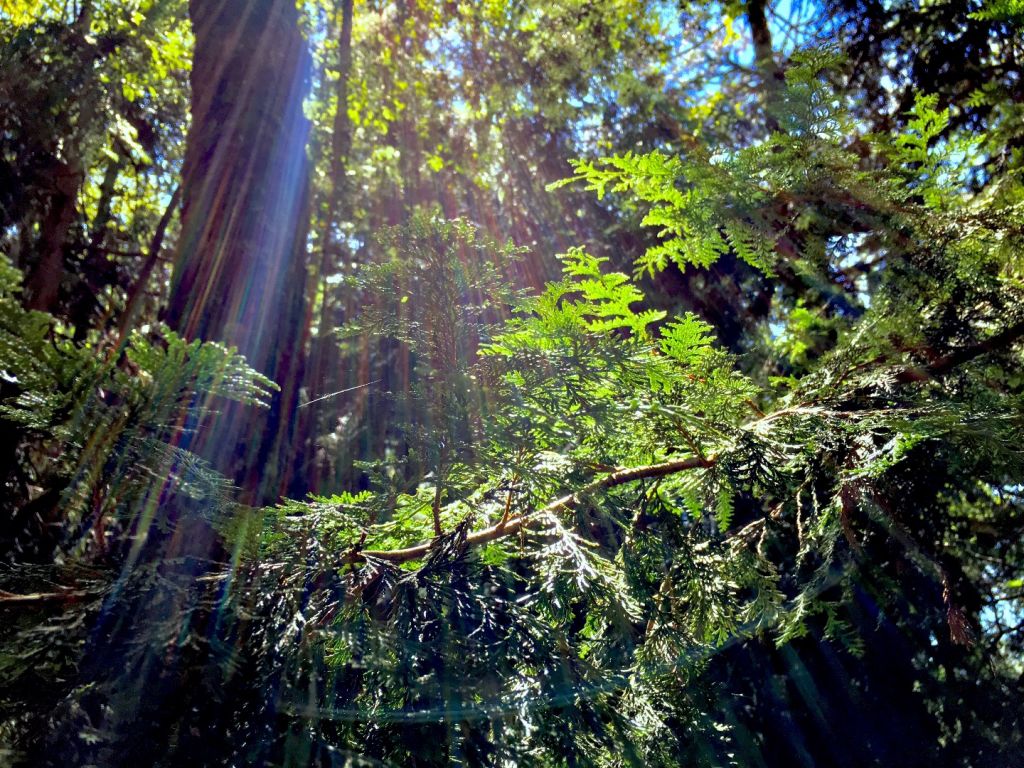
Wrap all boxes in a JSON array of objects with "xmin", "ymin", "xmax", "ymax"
[{"xmin": 0, "ymin": 2, "xmax": 1022, "ymax": 766}]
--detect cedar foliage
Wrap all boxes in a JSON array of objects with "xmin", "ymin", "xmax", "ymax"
[{"xmin": 1, "ymin": 1, "xmax": 1023, "ymax": 766}]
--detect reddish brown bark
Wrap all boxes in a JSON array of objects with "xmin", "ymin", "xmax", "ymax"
[{"xmin": 165, "ymin": 0, "xmax": 313, "ymax": 503}]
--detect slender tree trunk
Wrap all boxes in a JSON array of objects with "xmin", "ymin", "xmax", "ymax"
[
  {"xmin": 22, "ymin": 5, "xmax": 97, "ymax": 314},
  {"xmin": 165, "ymin": 0, "xmax": 313, "ymax": 504},
  {"xmin": 68, "ymin": 153, "xmax": 125, "ymax": 338},
  {"xmin": 24, "ymin": 159, "xmax": 82, "ymax": 312},
  {"xmin": 84, "ymin": 155, "xmax": 123, "ymax": 267},
  {"xmin": 115, "ymin": 185, "xmax": 180, "ymax": 350},
  {"xmin": 301, "ymin": 0, "xmax": 356, "ymax": 494},
  {"xmin": 746, "ymin": 0, "xmax": 783, "ymax": 133}
]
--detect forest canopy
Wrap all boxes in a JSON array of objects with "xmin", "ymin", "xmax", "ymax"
[{"xmin": 1, "ymin": 0, "xmax": 1024, "ymax": 766}]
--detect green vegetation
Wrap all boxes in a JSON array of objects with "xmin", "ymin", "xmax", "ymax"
[{"xmin": 1, "ymin": 1, "xmax": 1023, "ymax": 765}]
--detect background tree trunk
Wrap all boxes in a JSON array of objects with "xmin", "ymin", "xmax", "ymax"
[
  {"xmin": 166, "ymin": 0, "xmax": 313, "ymax": 503},
  {"xmin": 24, "ymin": 159, "xmax": 81, "ymax": 313},
  {"xmin": 300, "ymin": 0, "xmax": 356, "ymax": 495}
]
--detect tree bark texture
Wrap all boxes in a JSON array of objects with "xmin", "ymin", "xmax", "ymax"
[{"xmin": 166, "ymin": 0, "xmax": 313, "ymax": 503}]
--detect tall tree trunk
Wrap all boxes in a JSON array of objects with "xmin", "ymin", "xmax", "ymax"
[
  {"xmin": 301, "ymin": 0, "xmax": 356, "ymax": 494},
  {"xmin": 165, "ymin": 0, "xmax": 313, "ymax": 504},
  {"xmin": 67, "ymin": 7, "xmax": 314, "ymax": 758}
]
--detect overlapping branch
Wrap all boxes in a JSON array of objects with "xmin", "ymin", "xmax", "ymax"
[
  {"xmin": 342, "ymin": 315, "xmax": 1024, "ymax": 567},
  {"xmin": 345, "ymin": 455, "xmax": 717, "ymax": 565}
]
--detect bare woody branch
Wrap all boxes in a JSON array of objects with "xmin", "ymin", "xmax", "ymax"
[
  {"xmin": 345, "ymin": 455, "xmax": 716, "ymax": 565},
  {"xmin": 338, "ymin": 315, "xmax": 1024, "ymax": 567}
]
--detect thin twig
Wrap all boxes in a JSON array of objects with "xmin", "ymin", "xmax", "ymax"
[{"xmin": 299, "ymin": 379, "xmax": 381, "ymax": 408}]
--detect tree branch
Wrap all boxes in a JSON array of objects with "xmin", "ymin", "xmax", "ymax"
[
  {"xmin": 343, "ymin": 455, "xmax": 715, "ymax": 565},
  {"xmin": 0, "ymin": 587, "xmax": 94, "ymax": 604},
  {"xmin": 895, "ymin": 318, "xmax": 1024, "ymax": 383},
  {"xmin": 335, "ymin": 317, "xmax": 1024, "ymax": 568}
]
